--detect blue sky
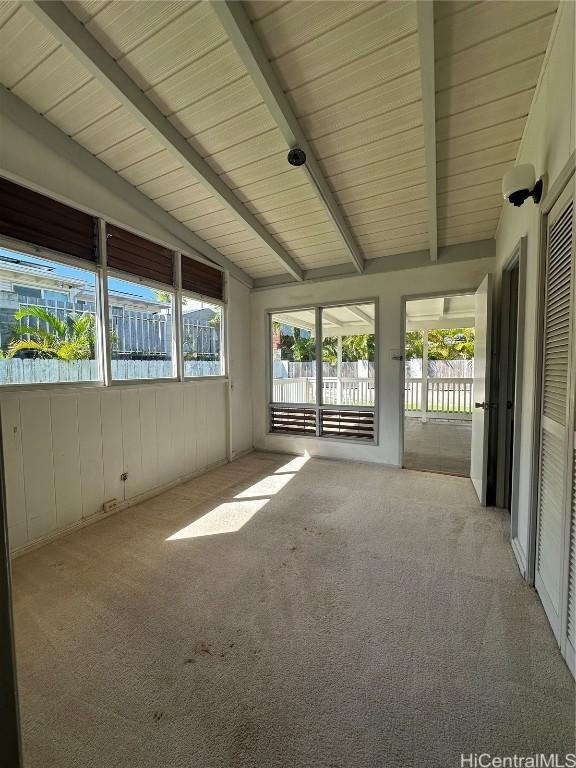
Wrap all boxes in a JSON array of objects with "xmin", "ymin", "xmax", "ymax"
[
  {"xmin": 0, "ymin": 247, "xmax": 157, "ymax": 300},
  {"xmin": 0, "ymin": 247, "xmax": 210, "ymax": 312}
]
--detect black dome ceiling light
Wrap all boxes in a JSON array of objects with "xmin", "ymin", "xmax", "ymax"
[{"xmin": 287, "ymin": 147, "xmax": 306, "ymax": 167}]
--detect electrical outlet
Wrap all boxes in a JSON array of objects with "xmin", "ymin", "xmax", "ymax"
[{"xmin": 120, "ymin": 472, "xmax": 128, "ymax": 482}]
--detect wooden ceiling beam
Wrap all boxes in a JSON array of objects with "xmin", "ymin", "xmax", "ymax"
[
  {"xmin": 416, "ymin": 1, "xmax": 439, "ymax": 262},
  {"xmin": 28, "ymin": 1, "xmax": 304, "ymax": 282},
  {"xmin": 211, "ymin": 0, "xmax": 364, "ymax": 274}
]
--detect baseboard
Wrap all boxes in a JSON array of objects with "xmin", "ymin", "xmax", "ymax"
[
  {"xmin": 511, "ymin": 536, "xmax": 527, "ymax": 579},
  {"xmin": 564, "ymin": 640, "xmax": 575, "ymax": 679},
  {"xmin": 255, "ymin": 445, "xmax": 398, "ymax": 469},
  {"xmin": 534, "ymin": 572, "xmax": 562, "ymax": 643},
  {"xmin": 10, "ymin": 456, "xmax": 230, "ymax": 559},
  {"xmin": 230, "ymin": 446, "xmax": 255, "ymax": 460}
]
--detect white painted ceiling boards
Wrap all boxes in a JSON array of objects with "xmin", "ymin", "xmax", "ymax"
[{"xmin": 0, "ymin": 0, "xmax": 559, "ymax": 284}]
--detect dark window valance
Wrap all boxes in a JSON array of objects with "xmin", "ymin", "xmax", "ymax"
[
  {"xmin": 181, "ymin": 255, "xmax": 224, "ymax": 301},
  {"xmin": 0, "ymin": 177, "xmax": 97, "ymax": 262},
  {"xmin": 106, "ymin": 224, "xmax": 174, "ymax": 286}
]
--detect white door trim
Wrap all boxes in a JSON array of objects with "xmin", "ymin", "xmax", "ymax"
[
  {"xmin": 496, "ymin": 238, "xmax": 527, "ymax": 574},
  {"xmin": 470, "ymin": 274, "xmax": 493, "ymax": 504},
  {"xmin": 399, "ymin": 286, "xmax": 479, "ymax": 470}
]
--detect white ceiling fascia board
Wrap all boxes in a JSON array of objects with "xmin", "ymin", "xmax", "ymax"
[
  {"xmin": 321, "ymin": 310, "xmax": 345, "ymax": 328},
  {"xmin": 210, "ymin": 0, "xmax": 364, "ymax": 274},
  {"xmin": 273, "ymin": 314, "xmax": 315, "ymax": 332},
  {"xmin": 416, "ymin": 0, "xmax": 438, "ymax": 262},
  {"xmin": 252, "ymin": 239, "xmax": 495, "ymax": 289},
  {"xmin": 27, "ymin": 0, "xmax": 303, "ymax": 282},
  {"xmin": 407, "ymin": 298, "xmax": 445, "ymax": 321},
  {"xmin": 0, "ymin": 86, "xmax": 254, "ymax": 287},
  {"xmin": 347, "ymin": 306, "xmax": 374, "ymax": 325}
]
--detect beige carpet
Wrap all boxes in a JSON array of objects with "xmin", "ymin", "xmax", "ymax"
[{"xmin": 12, "ymin": 452, "xmax": 574, "ymax": 768}]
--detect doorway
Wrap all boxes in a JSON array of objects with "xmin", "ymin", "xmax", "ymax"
[
  {"xmin": 496, "ymin": 239, "xmax": 526, "ymax": 569},
  {"xmin": 402, "ymin": 293, "xmax": 476, "ymax": 476},
  {"xmin": 498, "ymin": 265, "xmax": 520, "ymax": 511}
]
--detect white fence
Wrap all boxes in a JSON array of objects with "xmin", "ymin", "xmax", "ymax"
[
  {"xmin": 405, "ymin": 377, "xmax": 473, "ymax": 417},
  {"xmin": 0, "ymin": 358, "xmax": 220, "ymax": 384},
  {"xmin": 322, "ymin": 378, "xmax": 375, "ymax": 405},
  {"xmin": 273, "ymin": 377, "xmax": 315, "ymax": 403},
  {"xmin": 272, "ymin": 377, "xmax": 375, "ymax": 406},
  {"xmin": 273, "ymin": 360, "xmax": 375, "ymax": 379},
  {"xmin": 273, "ymin": 368, "xmax": 471, "ymax": 413},
  {"xmin": 403, "ymin": 358, "xmax": 473, "ymax": 418}
]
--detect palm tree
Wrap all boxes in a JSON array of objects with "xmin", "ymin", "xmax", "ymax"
[{"xmin": 8, "ymin": 306, "xmax": 96, "ymax": 361}]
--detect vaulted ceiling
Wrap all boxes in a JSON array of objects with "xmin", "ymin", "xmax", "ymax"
[{"xmin": 0, "ymin": 0, "xmax": 559, "ymax": 285}]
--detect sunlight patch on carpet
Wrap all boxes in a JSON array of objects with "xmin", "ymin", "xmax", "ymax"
[
  {"xmin": 234, "ymin": 472, "xmax": 294, "ymax": 499},
  {"xmin": 166, "ymin": 499, "xmax": 269, "ymax": 540}
]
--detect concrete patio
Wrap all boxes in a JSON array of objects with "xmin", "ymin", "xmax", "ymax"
[{"xmin": 403, "ymin": 419, "xmax": 472, "ymax": 476}]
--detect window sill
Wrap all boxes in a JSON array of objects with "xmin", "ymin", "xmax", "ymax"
[
  {"xmin": 0, "ymin": 377, "xmax": 230, "ymax": 395},
  {"xmin": 266, "ymin": 431, "xmax": 377, "ymax": 447}
]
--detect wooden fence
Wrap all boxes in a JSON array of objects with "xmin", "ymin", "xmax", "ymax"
[{"xmin": 0, "ymin": 358, "xmax": 220, "ymax": 384}]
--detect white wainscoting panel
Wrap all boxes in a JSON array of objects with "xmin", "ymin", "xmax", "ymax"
[{"xmin": 1, "ymin": 380, "xmax": 228, "ymax": 552}]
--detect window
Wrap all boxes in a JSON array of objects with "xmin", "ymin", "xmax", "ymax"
[
  {"xmin": 271, "ymin": 309, "xmax": 317, "ymax": 404},
  {"xmin": 0, "ymin": 248, "xmax": 100, "ymax": 385},
  {"xmin": 269, "ymin": 302, "xmax": 376, "ymax": 441},
  {"xmin": 182, "ymin": 295, "xmax": 224, "ymax": 377},
  {"xmin": 13, "ymin": 284, "xmax": 42, "ymax": 300},
  {"xmin": 321, "ymin": 303, "xmax": 375, "ymax": 407},
  {"xmin": 108, "ymin": 276, "xmax": 175, "ymax": 380},
  {"xmin": 43, "ymin": 289, "xmax": 69, "ymax": 303},
  {"xmin": 0, "ymin": 178, "xmax": 230, "ymax": 389}
]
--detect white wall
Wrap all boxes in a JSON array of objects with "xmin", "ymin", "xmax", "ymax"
[
  {"xmin": 0, "ymin": 102, "xmax": 255, "ymax": 553},
  {"xmin": 2, "ymin": 381, "xmax": 228, "ymax": 552},
  {"xmin": 495, "ymin": 1, "xmax": 575, "ymax": 571},
  {"xmin": 228, "ymin": 276, "xmax": 253, "ymax": 457},
  {"xmin": 251, "ymin": 256, "xmax": 494, "ymax": 465},
  {"xmin": 0, "ymin": 105, "xmax": 195, "ymax": 257}
]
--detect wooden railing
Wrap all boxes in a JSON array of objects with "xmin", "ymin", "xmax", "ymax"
[
  {"xmin": 272, "ymin": 377, "xmax": 375, "ymax": 406},
  {"xmin": 273, "ymin": 377, "xmax": 316, "ymax": 403},
  {"xmin": 272, "ymin": 376, "xmax": 472, "ymax": 415},
  {"xmin": 405, "ymin": 377, "xmax": 473, "ymax": 417},
  {"xmin": 322, "ymin": 377, "xmax": 375, "ymax": 405}
]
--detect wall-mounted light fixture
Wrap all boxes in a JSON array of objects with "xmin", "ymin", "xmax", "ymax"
[{"xmin": 502, "ymin": 164, "xmax": 543, "ymax": 207}]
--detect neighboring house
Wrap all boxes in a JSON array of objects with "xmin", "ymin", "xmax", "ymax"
[
  {"xmin": 182, "ymin": 306, "xmax": 220, "ymax": 360},
  {"xmin": 0, "ymin": 254, "xmax": 218, "ymax": 359}
]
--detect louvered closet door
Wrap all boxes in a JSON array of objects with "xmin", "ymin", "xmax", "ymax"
[
  {"xmin": 535, "ymin": 183, "xmax": 574, "ymax": 646},
  {"xmin": 566, "ymin": 450, "xmax": 576, "ymax": 672},
  {"xmin": 563, "ymin": 180, "xmax": 576, "ymax": 673}
]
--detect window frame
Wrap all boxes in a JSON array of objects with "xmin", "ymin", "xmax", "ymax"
[
  {"xmin": 266, "ymin": 298, "xmax": 379, "ymax": 445},
  {"xmin": 0, "ymin": 234, "xmax": 105, "ymax": 389},
  {"xmin": 180, "ymin": 286, "xmax": 227, "ymax": 382},
  {"xmin": 0, "ymin": 229, "xmax": 229, "ymax": 391},
  {"xmin": 270, "ymin": 305, "xmax": 318, "ymax": 407},
  {"xmin": 106, "ymin": 267, "xmax": 178, "ymax": 385},
  {"xmin": 12, "ymin": 285, "xmax": 42, "ymax": 299}
]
